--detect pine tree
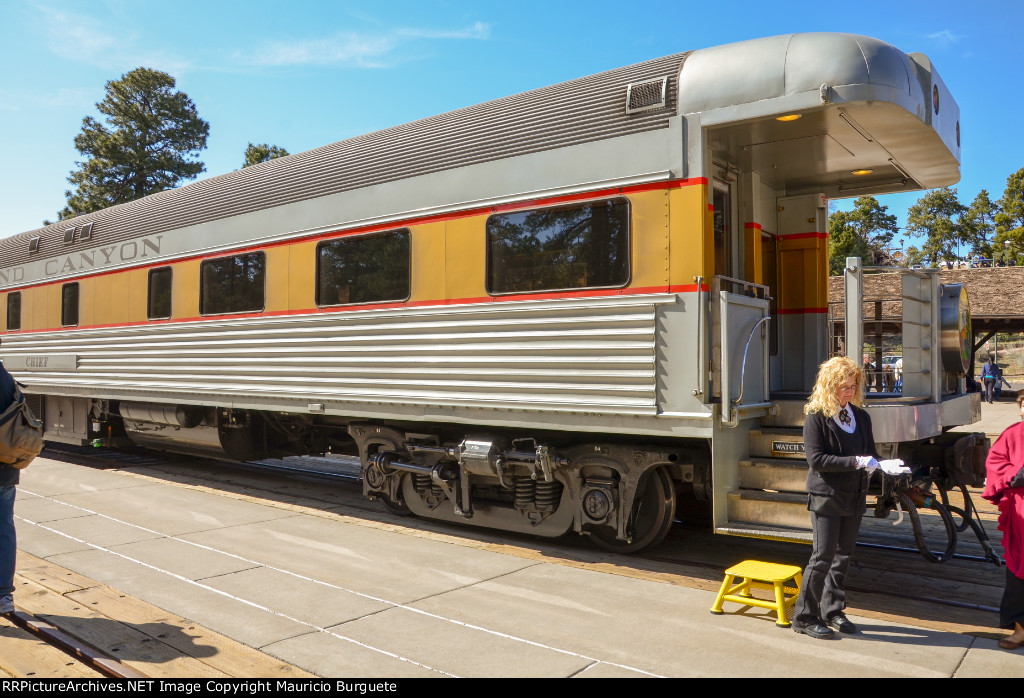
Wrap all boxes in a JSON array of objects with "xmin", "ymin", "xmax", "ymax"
[
  {"xmin": 58, "ymin": 68, "xmax": 209, "ymax": 221},
  {"xmin": 242, "ymin": 143, "xmax": 290, "ymax": 168},
  {"xmin": 906, "ymin": 187, "xmax": 966, "ymax": 265},
  {"xmin": 827, "ymin": 196, "xmax": 898, "ymax": 274}
]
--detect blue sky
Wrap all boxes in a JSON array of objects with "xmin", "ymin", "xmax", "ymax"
[{"xmin": 1, "ymin": 0, "xmax": 1021, "ymax": 247}]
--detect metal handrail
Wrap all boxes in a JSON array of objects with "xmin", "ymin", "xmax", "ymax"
[
  {"xmin": 693, "ymin": 275, "xmax": 704, "ymax": 396},
  {"xmin": 713, "ymin": 274, "xmax": 771, "ymax": 299},
  {"xmin": 732, "ymin": 315, "xmax": 772, "ymax": 406}
]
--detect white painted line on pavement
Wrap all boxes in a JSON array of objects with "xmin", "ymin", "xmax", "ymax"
[
  {"xmin": 16, "ymin": 509, "xmax": 459, "ymax": 677},
  {"xmin": 17, "ymin": 487, "xmax": 663, "ymax": 678}
]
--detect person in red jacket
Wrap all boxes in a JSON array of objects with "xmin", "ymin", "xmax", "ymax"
[{"xmin": 983, "ymin": 390, "xmax": 1024, "ymax": 650}]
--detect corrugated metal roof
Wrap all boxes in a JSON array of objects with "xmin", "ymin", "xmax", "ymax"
[{"xmin": 3, "ymin": 52, "xmax": 688, "ymax": 268}]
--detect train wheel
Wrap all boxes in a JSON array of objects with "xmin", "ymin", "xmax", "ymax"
[
  {"xmin": 381, "ymin": 476, "xmax": 412, "ymax": 517},
  {"xmin": 382, "ymin": 497, "xmax": 412, "ymax": 517},
  {"xmin": 589, "ymin": 467, "xmax": 676, "ymax": 553}
]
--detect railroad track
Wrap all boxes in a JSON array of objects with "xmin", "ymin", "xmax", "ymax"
[{"xmin": 2, "ymin": 608, "xmax": 145, "ymax": 679}]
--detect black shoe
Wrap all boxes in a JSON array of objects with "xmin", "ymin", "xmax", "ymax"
[
  {"xmin": 827, "ymin": 613, "xmax": 857, "ymax": 634},
  {"xmin": 793, "ymin": 622, "xmax": 834, "ymax": 639}
]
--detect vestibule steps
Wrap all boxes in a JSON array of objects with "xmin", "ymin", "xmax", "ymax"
[{"xmin": 723, "ymin": 400, "xmax": 813, "ymax": 542}]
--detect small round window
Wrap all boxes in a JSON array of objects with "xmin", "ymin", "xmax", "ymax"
[{"xmin": 933, "ymin": 85, "xmax": 940, "ymax": 115}]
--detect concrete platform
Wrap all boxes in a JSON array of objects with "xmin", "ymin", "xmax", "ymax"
[
  {"xmin": 9, "ymin": 456, "xmax": 1024, "ymax": 678},
  {"xmin": 951, "ymin": 387, "xmax": 1022, "ymax": 440}
]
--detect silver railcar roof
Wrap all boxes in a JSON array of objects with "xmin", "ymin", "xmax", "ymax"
[
  {"xmin": 1, "ymin": 52, "xmax": 687, "ymax": 268},
  {"xmin": 4, "ymin": 32, "xmax": 961, "ymax": 268}
]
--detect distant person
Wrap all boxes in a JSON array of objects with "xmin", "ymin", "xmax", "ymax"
[
  {"xmin": 997, "ymin": 363, "xmax": 1013, "ymax": 399},
  {"xmin": 882, "ymin": 366, "xmax": 895, "ymax": 392},
  {"xmin": 983, "ymin": 356, "xmax": 998, "ymax": 404},
  {"xmin": 862, "ymin": 354, "xmax": 873, "ymax": 393},
  {"xmin": 983, "ymin": 391, "xmax": 1024, "ymax": 650},
  {"xmin": 894, "ymin": 357, "xmax": 903, "ymax": 392},
  {"xmin": 0, "ymin": 360, "xmax": 18, "ymax": 615},
  {"xmin": 792, "ymin": 356, "xmax": 908, "ymax": 639}
]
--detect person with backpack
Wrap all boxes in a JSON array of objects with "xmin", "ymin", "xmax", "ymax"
[{"xmin": 0, "ymin": 361, "xmax": 18, "ymax": 615}]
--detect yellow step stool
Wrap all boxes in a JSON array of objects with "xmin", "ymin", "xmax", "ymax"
[{"xmin": 710, "ymin": 559, "xmax": 803, "ymax": 627}]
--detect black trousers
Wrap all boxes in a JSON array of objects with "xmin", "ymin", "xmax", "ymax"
[
  {"xmin": 1001, "ymin": 568, "xmax": 1024, "ymax": 630},
  {"xmin": 793, "ymin": 510, "xmax": 863, "ymax": 626},
  {"xmin": 984, "ymin": 377, "xmax": 996, "ymax": 403}
]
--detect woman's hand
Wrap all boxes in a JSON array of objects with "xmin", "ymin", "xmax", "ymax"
[
  {"xmin": 879, "ymin": 459, "xmax": 911, "ymax": 476},
  {"xmin": 855, "ymin": 456, "xmax": 879, "ymax": 472}
]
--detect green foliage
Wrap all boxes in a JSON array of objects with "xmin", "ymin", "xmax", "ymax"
[
  {"xmin": 906, "ymin": 187, "xmax": 966, "ymax": 264},
  {"xmin": 242, "ymin": 143, "xmax": 290, "ymax": 168},
  {"xmin": 995, "ymin": 168, "xmax": 1024, "ymax": 264},
  {"xmin": 902, "ymin": 246, "xmax": 926, "ymax": 267},
  {"xmin": 962, "ymin": 189, "xmax": 998, "ymax": 258},
  {"xmin": 58, "ymin": 68, "xmax": 209, "ymax": 221},
  {"xmin": 827, "ymin": 196, "xmax": 898, "ymax": 274}
]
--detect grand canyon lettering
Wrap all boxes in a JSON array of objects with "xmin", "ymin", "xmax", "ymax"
[{"xmin": 0, "ymin": 235, "xmax": 163, "ymax": 286}]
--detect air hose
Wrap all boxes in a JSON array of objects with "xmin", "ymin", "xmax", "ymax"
[{"xmin": 895, "ymin": 490, "xmax": 958, "ymax": 563}]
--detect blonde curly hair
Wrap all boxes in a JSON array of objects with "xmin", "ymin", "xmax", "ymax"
[{"xmin": 804, "ymin": 355, "xmax": 865, "ymax": 417}]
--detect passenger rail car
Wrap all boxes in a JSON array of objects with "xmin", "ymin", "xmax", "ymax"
[{"xmin": 0, "ymin": 33, "xmax": 976, "ymax": 552}]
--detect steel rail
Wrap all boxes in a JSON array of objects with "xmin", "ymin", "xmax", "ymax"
[{"xmin": 4, "ymin": 609, "xmax": 147, "ymax": 679}]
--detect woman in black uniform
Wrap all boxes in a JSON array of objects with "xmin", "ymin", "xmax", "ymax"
[{"xmin": 792, "ymin": 355, "xmax": 905, "ymax": 639}]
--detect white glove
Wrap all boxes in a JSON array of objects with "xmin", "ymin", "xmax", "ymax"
[
  {"xmin": 879, "ymin": 459, "xmax": 911, "ymax": 476},
  {"xmin": 855, "ymin": 456, "xmax": 879, "ymax": 472}
]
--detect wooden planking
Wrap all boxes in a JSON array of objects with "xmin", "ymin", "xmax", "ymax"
[
  {"xmin": 16, "ymin": 553, "xmax": 99, "ymax": 595},
  {"xmin": 0, "ymin": 615, "xmax": 104, "ymax": 678},
  {"xmin": 12, "ymin": 575, "xmax": 228, "ymax": 678},
  {"xmin": 10, "ymin": 551, "xmax": 313, "ymax": 679},
  {"xmin": 67, "ymin": 585, "xmax": 314, "ymax": 679}
]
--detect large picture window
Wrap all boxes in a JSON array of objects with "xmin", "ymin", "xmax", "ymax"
[
  {"xmin": 6, "ymin": 292, "xmax": 20, "ymax": 331},
  {"xmin": 316, "ymin": 230, "xmax": 411, "ymax": 307},
  {"xmin": 200, "ymin": 252, "xmax": 266, "ymax": 315},
  {"xmin": 61, "ymin": 283, "xmax": 79, "ymax": 327},
  {"xmin": 147, "ymin": 266, "xmax": 172, "ymax": 320},
  {"xmin": 486, "ymin": 198, "xmax": 630, "ymax": 295}
]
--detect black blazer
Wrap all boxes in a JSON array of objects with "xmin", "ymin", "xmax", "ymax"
[{"xmin": 802, "ymin": 405, "xmax": 879, "ymax": 516}]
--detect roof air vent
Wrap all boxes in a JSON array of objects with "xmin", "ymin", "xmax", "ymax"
[
  {"xmin": 28, "ymin": 237, "xmax": 40, "ymax": 253},
  {"xmin": 79, "ymin": 222, "xmax": 93, "ymax": 241},
  {"xmin": 625, "ymin": 77, "xmax": 668, "ymax": 114},
  {"xmin": 63, "ymin": 226, "xmax": 76, "ymax": 244}
]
